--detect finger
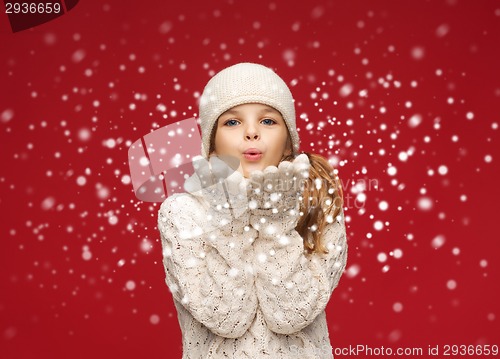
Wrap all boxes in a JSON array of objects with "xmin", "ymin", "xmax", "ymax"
[
  {"xmin": 183, "ymin": 173, "xmax": 202, "ymax": 193},
  {"xmin": 278, "ymin": 160, "xmax": 294, "ymax": 191},
  {"xmin": 278, "ymin": 160, "xmax": 293, "ymax": 173},
  {"xmin": 225, "ymin": 172, "xmax": 249, "ymax": 218},
  {"xmin": 293, "ymin": 153, "xmax": 310, "ymax": 169},
  {"xmin": 217, "ymin": 154, "xmax": 240, "ymax": 172},
  {"xmin": 191, "ymin": 157, "xmax": 213, "ymax": 188},
  {"xmin": 249, "ymin": 170, "xmax": 264, "ymax": 194},
  {"xmin": 290, "ymin": 155, "xmax": 310, "ymax": 192},
  {"xmin": 209, "ymin": 155, "xmax": 233, "ymax": 181},
  {"xmin": 293, "ymin": 154, "xmax": 310, "ymax": 179},
  {"xmin": 224, "ymin": 170, "xmax": 244, "ymax": 198},
  {"xmin": 262, "ymin": 166, "xmax": 280, "ymax": 193}
]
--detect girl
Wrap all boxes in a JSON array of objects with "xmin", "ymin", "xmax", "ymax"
[{"xmin": 158, "ymin": 63, "xmax": 347, "ymax": 359}]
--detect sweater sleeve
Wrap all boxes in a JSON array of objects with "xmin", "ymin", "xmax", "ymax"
[
  {"xmin": 158, "ymin": 194, "xmax": 258, "ymax": 338},
  {"xmin": 253, "ymin": 210, "xmax": 348, "ymax": 335}
]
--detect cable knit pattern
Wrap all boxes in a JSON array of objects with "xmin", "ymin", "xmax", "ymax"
[
  {"xmin": 158, "ymin": 194, "xmax": 257, "ymax": 339},
  {"xmin": 158, "ymin": 190, "xmax": 347, "ymax": 359},
  {"xmin": 253, "ymin": 221, "xmax": 347, "ymax": 336},
  {"xmin": 159, "ymin": 154, "xmax": 346, "ymax": 358}
]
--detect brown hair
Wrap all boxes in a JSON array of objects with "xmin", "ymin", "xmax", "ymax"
[{"xmin": 283, "ymin": 152, "xmax": 344, "ymax": 255}]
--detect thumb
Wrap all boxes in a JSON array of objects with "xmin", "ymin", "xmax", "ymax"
[
  {"xmin": 184, "ymin": 174, "xmax": 202, "ymax": 193},
  {"xmin": 209, "ymin": 155, "xmax": 239, "ymax": 182}
]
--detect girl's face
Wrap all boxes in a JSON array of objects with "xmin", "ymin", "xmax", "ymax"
[{"xmin": 212, "ymin": 103, "xmax": 292, "ymax": 177}]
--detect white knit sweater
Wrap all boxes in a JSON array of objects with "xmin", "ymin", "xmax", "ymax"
[{"xmin": 158, "ymin": 188, "xmax": 347, "ymax": 359}]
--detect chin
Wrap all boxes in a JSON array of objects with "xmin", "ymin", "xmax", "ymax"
[{"xmin": 242, "ymin": 163, "xmax": 265, "ymax": 175}]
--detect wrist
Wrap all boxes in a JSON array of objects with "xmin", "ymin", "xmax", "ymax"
[
  {"xmin": 249, "ymin": 208, "xmax": 299, "ymax": 237},
  {"xmin": 253, "ymin": 230, "xmax": 304, "ymax": 264},
  {"xmin": 208, "ymin": 225, "xmax": 257, "ymax": 265},
  {"xmin": 209, "ymin": 207, "xmax": 251, "ymax": 236}
]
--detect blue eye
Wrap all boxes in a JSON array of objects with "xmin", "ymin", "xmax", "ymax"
[
  {"xmin": 261, "ymin": 118, "xmax": 276, "ymax": 125},
  {"xmin": 224, "ymin": 119, "xmax": 239, "ymax": 127}
]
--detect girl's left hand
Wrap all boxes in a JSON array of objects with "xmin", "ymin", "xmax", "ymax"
[{"xmin": 248, "ymin": 154, "xmax": 310, "ymax": 236}]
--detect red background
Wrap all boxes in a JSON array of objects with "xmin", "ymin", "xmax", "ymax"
[{"xmin": 1, "ymin": 1, "xmax": 499, "ymax": 358}]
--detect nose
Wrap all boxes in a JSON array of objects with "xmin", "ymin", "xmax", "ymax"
[{"xmin": 244, "ymin": 125, "xmax": 260, "ymax": 141}]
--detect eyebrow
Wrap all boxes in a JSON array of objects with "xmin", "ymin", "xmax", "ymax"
[{"xmin": 221, "ymin": 106, "xmax": 281, "ymax": 116}]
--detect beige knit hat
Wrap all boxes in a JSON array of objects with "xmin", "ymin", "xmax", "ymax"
[{"xmin": 198, "ymin": 62, "xmax": 299, "ymax": 158}]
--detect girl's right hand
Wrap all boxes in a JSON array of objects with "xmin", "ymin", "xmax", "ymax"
[{"xmin": 184, "ymin": 155, "xmax": 250, "ymax": 234}]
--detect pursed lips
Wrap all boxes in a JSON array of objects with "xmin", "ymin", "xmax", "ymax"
[{"xmin": 243, "ymin": 148, "xmax": 262, "ymax": 155}]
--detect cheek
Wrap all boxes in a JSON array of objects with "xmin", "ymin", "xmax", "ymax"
[
  {"xmin": 279, "ymin": 132, "xmax": 291, "ymax": 153},
  {"xmin": 213, "ymin": 130, "xmax": 224, "ymax": 148},
  {"xmin": 214, "ymin": 131, "xmax": 233, "ymax": 153}
]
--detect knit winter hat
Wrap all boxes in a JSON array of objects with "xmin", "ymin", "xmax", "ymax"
[{"xmin": 198, "ymin": 62, "xmax": 299, "ymax": 158}]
